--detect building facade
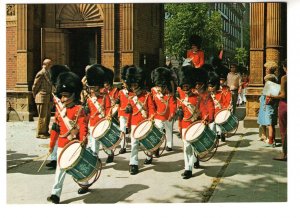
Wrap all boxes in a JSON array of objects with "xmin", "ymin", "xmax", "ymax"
[
  {"xmin": 6, "ymin": 4, "xmax": 164, "ymax": 121},
  {"xmin": 210, "ymin": 2, "xmax": 247, "ymax": 63}
]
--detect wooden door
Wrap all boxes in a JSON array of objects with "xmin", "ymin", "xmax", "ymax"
[{"xmin": 41, "ymin": 28, "xmax": 69, "ymax": 65}]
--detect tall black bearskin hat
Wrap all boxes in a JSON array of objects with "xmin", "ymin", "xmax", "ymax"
[
  {"xmin": 189, "ymin": 34, "xmax": 202, "ymax": 48},
  {"xmin": 201, "ymin": 63, "xmax": 215, "ymax": 74},
  {"xmin": 56, "ymin": 71, "xmax": 82, "ymax": 100},
  {"xmin": 125, "ymin": 66, "xmax": 145, "ymax": 89},
  {"xmin": 178, "ymin": 65, "xmax": 195, "ymax": 88},
  {"xmin": 193, "ymin": 67, "xmax": 209, "ymax": 86},
  {"xmin": 121, "ymin": 65, "xmax": 131, "ymax": 81},
  {"xmin": 49, "ymin": 64, "xmax": 71, "ymax": 86},
  {"xmin": 215, "ymin": 64, "xmax": 229, "ymax": 80},
  {"xmin": 219, "ymin": 72, "xmax": 227, "ymax": 81},
  {"xmin": 208, "ymin": 72, "xmax": 220, "ymax": 90},
  {"xmin": 86, "ymin": 64, "xmax": 112, "ymax": 87},
  {"xmin": 151, "ymin": 67, "xmax": 172, "ymax": 87}
]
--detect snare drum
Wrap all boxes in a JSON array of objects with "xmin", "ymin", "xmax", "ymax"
[
  {"xmin": 184, "ymin": 121, "xmax": 218, "ymax": 156},
  {"xmin": 92, "ymin": 118, "xmax": 123, "ymax": 150},
  {"xmin": 214, "ymin": 109, "xmax": 239, "ymax": 133},
  {"xmin": 133, "ymin": 120, "xmax": 165, "ymax": 152},
  {"xmin": 58, "ymin": 140, "xmax": 101, "ymax": 182}
]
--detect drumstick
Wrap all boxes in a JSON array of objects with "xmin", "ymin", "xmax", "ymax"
[
  {"xmin": 37, "ymin": 152, "xmax": 51, "ymax": 173},
  {"xmin": 191, "ymin": 115, "xmax": 208, "ymax": 138},
  {"xmin": 68, "ymin": 137, "xmax": 87, "ymax": 162}
]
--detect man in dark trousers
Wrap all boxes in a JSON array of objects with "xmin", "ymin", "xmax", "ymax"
[{"xmin": 32, "ymin": 58, "xmax": 53, "ymax": 139}]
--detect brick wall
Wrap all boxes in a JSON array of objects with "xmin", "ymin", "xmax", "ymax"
[{"xmin": 6, "ymin": 25, "xmax": 17, "ymax": 90}]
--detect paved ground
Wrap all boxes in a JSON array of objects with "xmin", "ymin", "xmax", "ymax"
[{"xmin": 4, "ymin": 106, "xmax": 290, "ymax": 217}]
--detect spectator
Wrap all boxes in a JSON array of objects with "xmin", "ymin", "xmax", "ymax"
[
  {"xmin": 270, "ymin": 59, "xmax": 287, "ymax": 161},
  {"xmin": 257, "ymin": 61, "xmax": 278, "ymax": 147},
  {"xmin": 32, "ymin": 58, "xmax": 53, "ymax": 139},
  {"xmin": 226, "ymin": 63, "xmax": 242, "ymax": 114}
]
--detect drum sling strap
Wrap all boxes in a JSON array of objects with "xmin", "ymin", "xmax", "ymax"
[
  {"xmin": 153, "ymin": 87, "xmax": 170, "ymax": 116},
  {"xmin": 132, "ymin": 94, "xmax": 148, "ymax": 118},
  {"xmin": 59, "ymin": 106, "xmax": 83, "ymax": 140},
  {"xmin": 211, "ymin": 92, "xmax": 222, "ymax": 110},
  {"xmin": 90, "ymin": 96, "xmax": 105, "ymax": 118},
  {"xmin": 179, "ymin": 94, "xmax": 200, "ymax": 122}
]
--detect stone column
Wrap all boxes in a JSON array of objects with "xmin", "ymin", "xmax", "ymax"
[
  {"xmin": 12, "ymin": 4, "xmax": 35, "ymax": 121},
  {"xmin": 244, "ymin": 3, "xmax": 265, "ymax": 127},
  {"xmin": 265, "ymin": 2, "xmax": 282, "ymax": 74}
]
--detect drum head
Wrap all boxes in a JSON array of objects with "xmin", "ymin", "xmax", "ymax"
[
  {"xmin": 59, "ymin": 141, "xmax": 82, "ymax": 169},
  {"xmin": 215, "ymin": 110, "xmax": 231, "ymax": 124},
  {"xmin": 133, "ymin": 120, "xmax": 152, "ymax": 139},
  {"xmin": 92, "ymin": 119, "xmax": 111, "ymax": 138},
  {"xmin": 185, "ymin": 122, "xmax": 205, "ymax": 141}
]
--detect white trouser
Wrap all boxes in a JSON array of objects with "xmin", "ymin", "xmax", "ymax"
[
  {"xmin": 88, "ymin": 127, "xmax": 113, "ymax": 156},
  {"xmin": 51, "ymin": 147, "xmax": 66, "ymax": 197},
  {"xmin": 119, "ymin": 116, "xmax": 128, "ymax": 149},
  {"xmin": 129, "ymin": 125, "xmax": 152, "ymax": 166},
  {"xmin": 182, "ymin": 128, "xmax": 196, "ymax": 171},
  {"xmin": 50, "ymin": 143, "xmax": 58, "ymax": 161},
  {"xmin": 209, "ymin": 122, "xmax": 222, "ymax": 136},
  {"xmin": 154, "ymin": 119, "xmax": 174, "ymax": 149}
]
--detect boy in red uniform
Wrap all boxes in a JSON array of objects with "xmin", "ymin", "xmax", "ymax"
[
  {"xmin": 208, "ymin": 72, "xmax": 232, "ymax": 142},
  {"xmin": 47, "ymin": 71, "xmax": 88, "ymax": 204},
  {"xmin": 85, "ymin": 64, "xmax": 114, "ymax": 164},
  {"xmin": 192, "ymin": 67, "xmax": 215, "ymax": 169},
  {"xmin": 124, "ymin": 66, "xmax": 156, "ymax": 175},
  {"xmin": 103, "ymin": 67, "xmax": 119, "ymax": 124},
  {"xmin": 151, "ymin": 67, "xmax": 177, "ymax": 152},
  {"xmin": 186, "ymin": 34, "xmax": 205, "ymax": 68},
  {"xmin": 116, "ymin": 65, "xmax": 133, "ymax": 154},
  {"xmin": 176, "ymin": 66, "xmax": 211, "ymax": 179}
]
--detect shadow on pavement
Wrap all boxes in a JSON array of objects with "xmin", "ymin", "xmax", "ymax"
[{"xmin": 60, "ymin": 184, "xmax": 149, "ymax": 204}]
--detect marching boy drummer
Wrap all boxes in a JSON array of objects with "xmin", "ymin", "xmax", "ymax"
[
  {"xmin": 176, "ymin": 66, "xmax": 211, "ymax": 179},
  {"xmin": 116, "ymin": 65, "xmax": 133, "ymax": 154},
  {"xmin": 207, "ymin": 72, "xmax": 232, "ymax": 142},
  {"xmin": 151, "ymin": 67, "xmax": 177, "ymax": 152},
  {"xmin": 47, "ymin": 71, "xmax": 88, "ymax": 204},
  {"xmin": 124, "ymin": 66, "xmax": 156, "ymax": 175},
  {"xmin": 84, "ymin": 64, "xmax": 115, "ymax": 167},
  {"xmin": 192, "ymin": 67, "xmax": 215, "ymax": 169}
]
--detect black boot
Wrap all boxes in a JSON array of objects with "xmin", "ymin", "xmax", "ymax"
[
  {"xmin": 154, "ymin": 148, "xmax": 160, "ymax": 157},
  {"xmin": 106, "ymin": 153, "xmax": 114, "ymax": 163},
  {"xmin": 194, "ymin": 161, "xmax": 200, "ymax": 169},
  {"xmin": 78, "ymin": 187, "xmax": 89, "ymax": 194},
  {"xmin": 47, "ymin": 195, "xmax": 60, "ymax": 204},
  {"xmin": 46, "ymin": 160, "xmax": 57, "ymax": 169},
  {"xmin": 119, "ymin": 148, "xmax": 126, "ymax": 154},
  {"xmin": 144, "ymin": 157, "xmax": 153, "ymax": 165},
  {"xmin": 221, "ymin": 133, "xmax": 226, "ymax": 142},
  {"xmin": 129, "ymin": 165, "xmax": 139, "ymax": 175},
  {"xmin": 181, "ymin": 170, "xmax": 192, "ymax": 179}
]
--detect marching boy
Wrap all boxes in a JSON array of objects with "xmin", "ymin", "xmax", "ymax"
[
  {"xmin": 47, "ymin": 71, "xmax": 88, "ymax": 204},
  {"xmin": 124, "ymin": 66, "xmax": 156, "ymax": 175}
]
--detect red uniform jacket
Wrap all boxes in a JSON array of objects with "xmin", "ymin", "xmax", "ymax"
[
  {"xmin": 198, "ymin": 91, "xmax": 215, "ymax": 123},
  {"xmin": 86, "ymin": 94, "xmax": 111, "ymax": 127},
  {"xmin": 105, "ymin": 87, "xmax": 119, "ymax": 107},
  {"xmin": 151, "ymin": 87, "xmax": 176, "ymax": 121},
  {"xmin": 49, "ymin": 104, "xmax": 88, "ymax": 149},
  {"xmin": 177, "ymin": 87, "xmax": 209, "ymax": 129},
  {"xmin": 187, "ymin": 49, "xmax": 205, "ymax": 68},
  {"xmin": 127, "ymin": 90, "xmax": 156, "ymax": 126},
  {"xmin": 212, "ymin": 86, "xmax": 232, "ymax": 115}
]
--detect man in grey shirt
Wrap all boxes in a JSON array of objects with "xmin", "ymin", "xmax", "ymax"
[{"xmin": 226, "ymin": 63, "xmax": 242, "ymax": 114}]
